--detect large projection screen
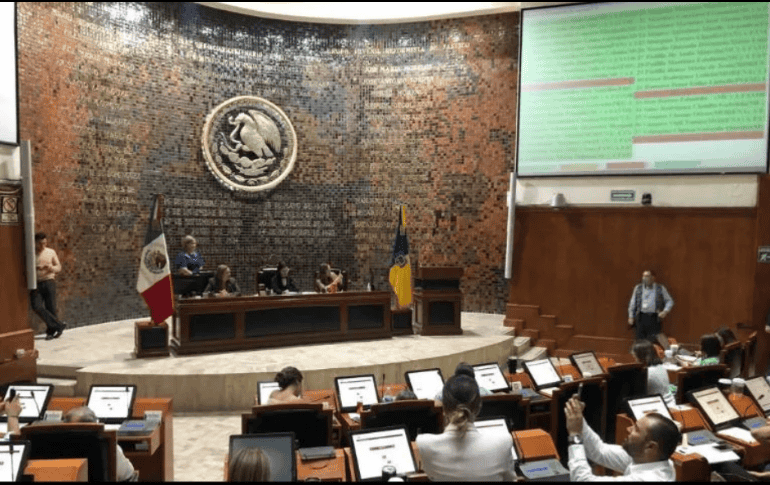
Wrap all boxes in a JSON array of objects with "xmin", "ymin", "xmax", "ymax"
[
  {"xmin": 0, "ymin": 3, "xmax": 18, "ymax": 146},
  {"xmin": 517, "ymin": 2, "xmax": 770, "ymax": 177}
]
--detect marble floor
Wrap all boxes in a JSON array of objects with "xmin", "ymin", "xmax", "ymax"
[{"xmin": 174, "ymin": 412, "xmax": 241, "ymax": 482}]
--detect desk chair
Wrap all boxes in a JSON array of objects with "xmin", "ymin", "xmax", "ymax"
[
  {"xmin": 675, "ymin": 364, "xmax": 728, "ymax": 404},
  {"xmin": 604, "ymin": 363, "xmax": 647, "ymax": 443},
  {"xmin": 359, "ymin": 400, "xmax": 443, "ymax": 441},
  {"xmin": 17, "ymin": 422, "xmax": 117, "ymax": 482},
  {"xmin": 477, "ymin": 394, "xmax": 530, "ymax": 431},
  {"xmin": 242, "ymin": 402, "xmax": 333, "ymax": 449},
  {"xmin": 551, "ymin": 377, "xmax": 607, "ymax": 468},
  {"xmin": 720, "ymin": 342, "xmax": 745, "ymax": 379},
  {"xmin": 256, "ymin": 267, "xmax": 278, "ymax": 295},
  {"xmin": 742, "ymin": 332, "xmax": 757, "ymax": 379}
]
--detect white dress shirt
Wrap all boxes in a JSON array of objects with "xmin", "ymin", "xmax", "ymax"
[
  {"xmin": 569, "ymin": 418, "xmax": 675, "ymax": 482},
  {"xmin": 416, "ymin": 422, "xmax": 516, "ymax": 481}
]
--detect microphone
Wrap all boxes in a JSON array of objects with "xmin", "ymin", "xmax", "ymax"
[
  {"xmin": 382, "ymin": 373, "xmax": 387, "ymax": 402},
  {"xmin": 8, "ymin": 442, "xmax": 15, "ymax": 481}
]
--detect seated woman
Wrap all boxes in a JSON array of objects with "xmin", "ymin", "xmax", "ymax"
[
  {"xmin": 314, "ymin": 263, "xmax": 343, "ymax": 293},
  {"xmin": 228, "ymin": 447, "xmax": 270, "ymax": 482},
  {"xmin": 715, "ymin": 326, "xmax": 738, "ymax": 347},
  {"xmin": 631, "ymin": 340, "xmax": 675, "ymax": 406},
  {"xmin": 174, "ymin": 235, "xmax": 204, "ymax": 276},
  {"xmin": 684, "ymin": 334, "xmax": 722, "ymax": 366},
  {"xmin": 434, "ymin": 362, "xmax": 492, "ymax": 401},
  {"xmin": 267, "ymin": 366, "xmax": 304, "ymax": 404},
  {"xmin": 203, "ymin": 265, "xmax": 240, "ymax": 297},
  {"xmin": 417, "ymin": 375, "xmax": 516, "ymax": 481},
  {"xmin": 271, "ymin": 262, "xmax": 298, "ymax": 295}
]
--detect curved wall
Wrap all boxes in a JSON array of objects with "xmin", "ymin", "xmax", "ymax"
[{"xmin": 17, "ymin": 3, "xmax": 518, "ymax": 327}]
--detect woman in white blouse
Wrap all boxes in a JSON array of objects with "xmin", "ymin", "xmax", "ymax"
[
  {"xmin": 416, "ymin": 375, "xmax": 516, "ymax": 481},
  {"xmin": 632, "ymin": 340, "xmax": 675, "ymax": 406}
]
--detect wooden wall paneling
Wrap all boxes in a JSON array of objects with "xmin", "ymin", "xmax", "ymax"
[{"xmin": 752, "ymin": 176, "xmax": 770, "ymax": 376}]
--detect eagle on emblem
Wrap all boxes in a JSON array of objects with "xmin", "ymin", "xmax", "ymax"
[{"xmin": 218, "ymin": 110, "xmax": 282, "ymax": 176}]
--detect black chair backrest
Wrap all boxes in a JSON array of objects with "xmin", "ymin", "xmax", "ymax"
[
  {"xmin": 721, "ymin": 343, "xmax": 744, "ymax": 379},
  {"xmin": 553, "ymin": 377, "xmax": 607, "ymax": 467},
  {"xmin": 477, "ymin": 394, "xmax": 529, "ymax": 431},
  {"xmin": 676, "ymin": 364, "xmax": 728, "ymax": 404},
  {"xmin": 360, "ymin": 401, "xmax": 442, "ymax": 441},
  {"xmin": 604, "ymin": 363, "xmax": 647, "ymax": 443},
  {"xmin": 258, "ymin": 268, "xmax": 278, "ymax": 291},
  {"xmin": 245, "ymin": 409, "xmax": 331, "ymax": 448},
  {"xmin": 20, "ymin": 425, "xmax": 114, "ymax": 482}
]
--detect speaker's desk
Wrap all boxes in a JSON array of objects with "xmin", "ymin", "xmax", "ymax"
[
  {"xmin": 172, "ymin": 291, "xmax": 393, "ymax": 355},
  {"xmin": 25, "ymin": 458, "xmax": 88, "ymax": 482},
  {"xmin": 47, "ymin": 397, "xmax": 173, "ymax": 482}
]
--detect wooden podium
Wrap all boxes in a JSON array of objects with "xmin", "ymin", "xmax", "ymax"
[
  {"xmin": 135, "ymin": 320, "xmax": 169, "ymax": 358},
  {"xmin": 412, "ymin": 267, "xmax": 463, "ymax": 336}
]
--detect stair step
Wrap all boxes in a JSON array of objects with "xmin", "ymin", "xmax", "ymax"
[
  {"xmin": 513, "ymin": 336, "xmax": 531, "ymax": 356},
  {"xmin": 538, "ymin": 339, "xmax": 557, "ymax": 353},
  {"xmin": 503, "ymin": 317, "xmax": 525, "ymax": 329},
  {"xmin": 506, "ymin": 304, "xmax": 541, "ymax": 322},
  {"xmin": 519, "ymin": 346, "xmax": 548, "ymax": 362},
  {"xmin": 520, "ymin": 328, "xmax": 539, "ymax": 340},
  {"xmin": 37, "ymin": 377, "xmax": 77, "ymax": 397}
]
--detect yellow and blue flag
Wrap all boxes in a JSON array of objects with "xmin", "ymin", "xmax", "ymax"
[{"xmin": 389, "ymin": 206, "xmax": 412, "ymax": 308}]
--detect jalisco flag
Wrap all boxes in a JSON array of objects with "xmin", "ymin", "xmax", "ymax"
[
  {"xmin": 388, "ymin": 205, "xmax": 412, "ymax": 308},
  {"xmin": 136, "ymin": 195, "xmax": 174, "ymax": 324}
]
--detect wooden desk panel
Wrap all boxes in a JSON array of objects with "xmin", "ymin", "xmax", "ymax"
[
  {"xmin": 172, "ymin": 292, "xmax": 392, "ymax": 355},
  {"xmin": 26, "ymin": 458, "xmax": 88, "ymax": 482},
  {"xmin": 47, "ymin": 397, "xmax": 173, "ymax": 482},
  {"xmin": 297, "ymin": 449, "xmax": 347, "ymax": 482}
]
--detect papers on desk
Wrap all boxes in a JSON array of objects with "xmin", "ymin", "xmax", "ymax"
[
  {"xmin": 717, "ymin": 427, "xmax": 759, "ymax": 445},
  {"xmin": 663, "ymin": 363, "xmax": 682, "ymax": 371},
  {"xmin": 104, "ymin": 424, "xmax": 122, "ymax": 432},
  {"xmin": 348, "ymin": 413, "xmax": 360, "ymax": 422},
  {"xmin": 668, "ymin": 404, "xmax": 693, "ymax": 412},
  {"xmin": 538, "ymin": 387, "xmax": 557, "ymax": 397},
  {"xmin": 676, "ymin": 444, "xmax": 739, "ymax": 464}
]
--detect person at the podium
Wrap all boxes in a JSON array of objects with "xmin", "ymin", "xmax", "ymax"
[
  {"xmin": 204, "ymin": 265, "xmax": 240, "ymax": 297},
  {"xmin": 628, "ymin": 270, "xmax": 674, "ymax": 350},
  {"xmin": 174, "ymin": 235, "xmax": 205, "ymax": 276},
  {"xmin": 314, "ymin": 263, "xmax": 343, "ymax": 293},
  {"xmin": 271, "ymin": 262, "xmax": 298, "ymax": 295}
]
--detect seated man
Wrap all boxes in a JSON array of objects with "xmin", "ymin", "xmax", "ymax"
[
  {"xmin": 314, "ymin": 263, "xmax": 343, "ymax": 293},
  {"xmin": 750, "ymin": 420, "xmax": 770, "ymax": 480},
  {"xmin": 0, "ymin": 394, "xmax": 21, "ymax": 440},
  {"xmin": 64, "ymin": 406, "xmax": 137, "ymax": 482},
  {"xmin": 565, "ymin": 395, "xmax": 679, "ymax": 481}
]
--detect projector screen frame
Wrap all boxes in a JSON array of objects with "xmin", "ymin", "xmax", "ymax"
[
  {"xmin": 0, "ymin": 2, "xmax": 19, "ymax": 147},
  {"xmin": 515, "ymin": 1, "xmax": 770, "ymax": 178}
]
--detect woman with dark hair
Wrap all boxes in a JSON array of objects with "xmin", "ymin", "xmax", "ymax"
[
  {"xmin": 203, "ymin": 265, "xmax": 240, "ymax": 297},
  {"xmin": 696, "ymin": 334, "xmax": 722, "ymax": 366},
  {"xmin": 416, "ymin": 375, "xmax": 516, "ymax": 481},
  {"xmin": 631, "ymin": 340, "xmax": 674, "ymax": 405},
  {"xmin": 270, "ymin": 262, "xmax": 298, "ymax": 295},
  {"xmin": 267, "ymin": 366, "xmax": 304, "ymax": 404},
  {"xmin": 228, "ymin": 447, "xmax": 271, "ymax": 482},
  {"xmin": 714, "ymin": 326, "xmax": 738, "ymax": 347}
]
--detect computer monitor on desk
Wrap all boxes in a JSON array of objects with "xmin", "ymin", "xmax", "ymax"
[
  {"xmin": 257, "ymin": 381, "xmax": 281, "ymax": 406},
  {"xmin": 0, "ymin": 441, "xmax": 30, "ymax": 482},
  {"xmin": 173, "ymin": 272, "xmax": 212, "ymax": 296},
  {"xmin": 745, "ymin": 376, "xmax": 770, "ymax": 417},
  {"xmin": 475, "ymin": 417, "xmax": 518, "ymax": 461},
  {"xmin": 405, "ymin": 369, "xmax": 444, "ymax": 401},
  {"xmin": 334, "ymin": 375, "xmax": 379, "ymax": 413},
  {"xmin": 569, "ymin": 351, "xmax": 605, "ymax": 378},
  {"xmin": 2, "ymin": 384, "xmax": 54, "ymax": 423},
  {"xmin": 229, "ymin": 433, "xmax": 297, "ymax": 482},
  {"xmin": 522, "ymin": 359, "xmax": 562, "ymax": 396},
  {"xmin": 86, "ymin": 385, "xmax": 137, "ymax": 425},
  {"xmin": 626, "ymin": 395, "xmax": 674, "ymax": 422},
  {"xmin": 349, "ymin": 426, "xmax": 417, "ymax": 482},
  {"xmin": 472, "ymin": 363, "xmax": 511, "ymax": 393}
]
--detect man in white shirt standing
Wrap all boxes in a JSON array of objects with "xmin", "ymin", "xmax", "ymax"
[
  {"xmin": 628, "ymin": 269, "xmax": 674, "ymax": 350},
  {"xmin": 32, "ymin": 232, "xmax": 67, "ymax": 340},
  {"xmin": 565, "ymin": 395, "xmax": 679, "ymax": 481}
]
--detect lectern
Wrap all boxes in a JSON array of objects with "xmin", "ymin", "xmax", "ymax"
[
  {"xmin": 135, "ymin": 320, "xmax": 169, "ymax": 358},
  {"xmin": 412, "ymin": 267, "xmax": 463, "ymax": 336}
]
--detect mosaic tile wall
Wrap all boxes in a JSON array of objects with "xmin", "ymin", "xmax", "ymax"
[{"xmin": 17, "ymin": 3, "xmax": 518, "ymax": 327}]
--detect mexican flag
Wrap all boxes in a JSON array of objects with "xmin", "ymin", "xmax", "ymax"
[{"xmin": 136, "ymin": 195, "xmax": 173, "ymax": 324}]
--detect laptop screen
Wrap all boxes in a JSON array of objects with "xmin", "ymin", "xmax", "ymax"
[
  {"xmin": 745, "ymin": 376, "xmax": 770, "ymax": 415},
  {"xmin": 570, "ymin": 352, "xmax": 605, "ymax": 377},
  {"xmin": 257, "ymin": 381, "xmax": 281, "ymax": 405},
  {"xmin": 2, "ymin": 385, "xmax": 53, "ymax": 422},
  {"xmin": 626, "ymin": 395, "xmax": 674, "ymax": 422},
  {"xmin": 86, "ymin": 385, "xmax": 136, "ymax": 422},
  {"xmin": 690, "ymin": 387, "xmax": 741, "ymax": 428},
  {"xmin": 475, "ymin": 417, "xmax": 518, "ymax": 461},
  {"xmin": 472, "ymin": 363, "xmax": 511, "ymax": 393},
  {"xmin": 229, "ymin": 433, "xmax": 296, "ymax": 482},
  {"xmin": 350, "ymin": 426, "xmax": 417, "ymax": 481},
  {"xmin": 335, "ymin": 375, "xmax": 379, "ymax": 412},
  {"xmin": 523, "ymin": 359, "xmax": 562, "ymax": 390},
  {"xmin": 405, "ymin": 369, "xmax": 444, "ymax": 400},
  {"xmin": 0, "ymin": 441, "xmax": 29, "ymax": 482}
]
